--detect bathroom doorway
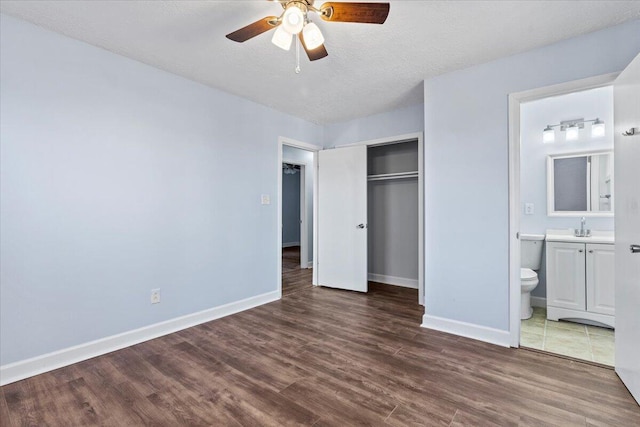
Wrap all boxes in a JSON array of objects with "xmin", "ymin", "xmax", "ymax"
[{"xmin": 509, "ymin": 76, "xmax": 616, "ymax": 366}]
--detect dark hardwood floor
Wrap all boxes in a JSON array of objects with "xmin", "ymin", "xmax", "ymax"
[
  {"xmin": 282, "ymin": 246, "xmax": 313, "ymax": 297},
  {"xmin": 2, "ymin": 251, "xmax": 638, "ymax": 426}
]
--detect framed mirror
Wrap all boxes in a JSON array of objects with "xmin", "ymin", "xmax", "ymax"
[{"xmin": 547, "ymin": 150, "xmax": 614, "ymax": 216}]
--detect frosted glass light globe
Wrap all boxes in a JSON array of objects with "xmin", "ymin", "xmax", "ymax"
[{"xmin": 282, "ymin": 5, "xmax": 305, "ymax": 34}]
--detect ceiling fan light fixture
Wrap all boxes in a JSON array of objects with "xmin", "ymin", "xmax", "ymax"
[
  {"xmin": 282, "ymin": 3, "xmax": 306, "ymax": 35},
  {"xmin": 271, "ymin": 26, "xmax": 292, "ymax": 50},
  {"xmin": 302, "ymin": 22, "xmax": 325, "ymax": 50}
]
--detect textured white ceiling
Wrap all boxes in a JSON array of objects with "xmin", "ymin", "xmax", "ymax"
[{"xmin": 1, "ymin": 1, "xmax": 639, "ymax": 124}]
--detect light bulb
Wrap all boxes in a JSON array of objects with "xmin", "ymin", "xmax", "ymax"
[
  {"xmin": 565, "ymin": 125, "xmax": 579, "ymax": 141},
  {"xmin": 282, "ymin": 4, "xmax": 305, "ymax": 34},
  {"xmin": 543, "ymin": 126, "xmax": 555, "ymax": 143},
  {"xmin": 302, "ymin": 22, "xmax": 324, "ymax": 50},
  {"xmin": 591, "ymin": 119, "xmax": 605, "ymax": 138},
  {"xmin": 271, "ymin": 26, "xmax": 292, "ymax": 51}
]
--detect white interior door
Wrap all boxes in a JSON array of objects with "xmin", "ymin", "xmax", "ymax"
[
  {"xmin": 317, "ymin": 145, "xmax": 368, "ymax": 292},
  {"xmin": 614, "ymin": 53, "xmax": 640, "ymax": 405}
]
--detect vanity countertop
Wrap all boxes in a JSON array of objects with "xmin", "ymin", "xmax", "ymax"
[{"xmin": 545, "ymin": 229, "xmax": 614, "ymax": 244}]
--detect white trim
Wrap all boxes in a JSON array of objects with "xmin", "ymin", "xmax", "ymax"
[
  {"xmin": 299, "ymin": 164, "xmax": 307, "ymax": 268},
  {"xmin": 330, "ymin": 132, "xmax": 425, "ymax": 306},
  {"xmin": 531, "ymin": 296, "xmax": 547, "ymax": 308},
  {"xmin": 546, "ymin": 149, "xmax": 615, "ymax": 217},
  {"xmin": 421, "ymin": 314, "xmax": 510, "ymax": 348},
  {"xmin": 507, "ymin": 72, "xmax": 618, "ymax": 348},
  {"xmin": 368, "ymin": 273, "xmax": 418, "ymax": 289},
  {"xmin": 547, "ymin": 306, "xmax": 615, "ymax": 328},
  {"xmin": 307, "ymin": 261, "xmax": 313, "ymax": 269},
  {"xmin": 331, "ymin": 132, "xmax": 422, "ymax": 149},
  {"xmin": 277, "ymin": 137, "xmax": 322, "ymax": 294},
  {"xmin": 282, "ymin": 242, "xmax": 300, "ymax": 248},
  {"xmin": 0, "ymin": 290, "xmax": 279, "ymax": 386}
]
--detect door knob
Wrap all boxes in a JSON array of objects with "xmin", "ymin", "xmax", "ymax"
[
  {"xmin": 631, "ymin": 244, "xmax": 640, "ymax": 254},
  {"xmin": 357, "ymin": 224, "xmax": 366, "ymax": 229}
]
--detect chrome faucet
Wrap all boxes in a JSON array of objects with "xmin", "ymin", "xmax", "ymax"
[{"xmin": 575, "ymin": 217, "xmax": 591, "ymax": 237}]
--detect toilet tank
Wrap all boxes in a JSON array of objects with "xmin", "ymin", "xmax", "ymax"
[{"xmin": 521, "ymin": 234, "xmax": 545, "ymax": 270}]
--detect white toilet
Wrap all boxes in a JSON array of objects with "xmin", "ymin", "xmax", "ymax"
[{"xmin": 521, "ymin": 234, "xmax": 545, "ymax": 320}]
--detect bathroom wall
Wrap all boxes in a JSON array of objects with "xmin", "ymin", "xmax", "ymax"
[{"xmin": 520, "ymin": 86, "xmax": 615, "ymax": 299}]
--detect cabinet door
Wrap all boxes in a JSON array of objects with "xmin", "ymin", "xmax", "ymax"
[
  {"xmin": 586, "ymin": 243, "xmax": 615, "ymax": 316},
  {"xmin": 546, "ymin": 242, "xmax": 586, "ymax": 310}
]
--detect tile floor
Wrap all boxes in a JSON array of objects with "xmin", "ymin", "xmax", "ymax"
[{"xmin": 520, "ymin": 306, "xmax": 615, "ymax": 366}]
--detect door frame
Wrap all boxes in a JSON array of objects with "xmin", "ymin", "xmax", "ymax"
[
  {"xmin": 507, "ymin": 72, "xmax": 619, "ymax": 347},
  {"xmin": 332, "ymin": 132, "xmax": 425, "ymax": 305},
  {"xmin": 281, "ymin": 160, "xmax": 307, "ymax": 268},
  {"xmin": 277, "ymin": 137, "xmax": 322, "ymax": 296}
]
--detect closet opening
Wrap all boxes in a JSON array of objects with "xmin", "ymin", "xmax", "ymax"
[
  {"xmin": 315, "ymin": 133, "xmax": 424, "ymax": 308},
  {"xmin": 367, "ymin": 140, "xmax": 421, "ymax": 300}
]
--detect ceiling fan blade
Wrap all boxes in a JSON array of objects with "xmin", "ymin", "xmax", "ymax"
[
  {"xmin": 226, "ymin": 16, "xmax": 279, "ymax": 42},
  {"xmin": 298, "ymin": 34, "xmax": 328, "ymax": 61},
  {"xmin": 320, "ymin": 2, "xmax": 389, "ymax": 24}
]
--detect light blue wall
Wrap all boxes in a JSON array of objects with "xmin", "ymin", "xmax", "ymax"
[
  {"xmin": 323, "ymin": 103, "xmax": 424, "ymax": 148},
  {"xmin": 0, "ymin": 14, "xmax": 322, "ymax": 365},
  {"xmin": 282, "ymin": 145, "xmax": 315, "ymax": 261},
  {"xmin": 520, "ymin": 86, "xmax": 614, "ymax": 234},
  {"xmin": 423, "ymin": 19, "xmax": 640, "ymax": 331},
  {"xmin": 282, "ymin": 169, "xmax": 301, "ymax": 245}
]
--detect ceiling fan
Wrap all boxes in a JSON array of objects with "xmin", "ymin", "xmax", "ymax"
[{"xmin": 226, "ymin": 1, "xmax": 390, "ymax": 61}]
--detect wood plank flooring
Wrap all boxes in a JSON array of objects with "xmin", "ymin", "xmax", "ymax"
[
  {"xmin": 1, "ymin": 251, "xmax": 638, "ymax": 425},
  {"xmin": 282, "ymin": 246, "xmax": 312, "ymax": 297}
]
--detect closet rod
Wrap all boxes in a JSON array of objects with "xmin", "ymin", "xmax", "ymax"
[{"xmin": 367, "ymin": 171, "xmax": 419, "ymax": 182}]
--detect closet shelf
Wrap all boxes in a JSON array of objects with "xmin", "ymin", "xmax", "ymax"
[{"xmin": 367, "ymin": 171, "xmax": 419, "ymax": 182}]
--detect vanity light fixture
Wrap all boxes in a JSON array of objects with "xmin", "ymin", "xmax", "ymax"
[
  {"xmin": 541, "ymin": 118, "xmax": 605, "ymax": 143},
  {"xmin": 543, "ymin": 126, "xmax": 555, "ymax": 143},
  {"xmin": 565, "ymin": 124, "xmax": 580, "ymax": 141},
  {"xmin": 591, "ymin": 118, "xmax": 606, "ymax": 137}
]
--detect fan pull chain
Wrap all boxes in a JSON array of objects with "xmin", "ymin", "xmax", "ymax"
[{"xmin": 295, "ymin": 35, "xmax": 301, "ymax": 74}]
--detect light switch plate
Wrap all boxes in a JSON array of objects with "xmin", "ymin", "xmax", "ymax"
[
  {"xmin": 261, "ymin": 194, "xmax": 270, "ymax": 205},
  {"xmin": 525, "ymin": 203, "xmax": 534, "ymax": 215}
]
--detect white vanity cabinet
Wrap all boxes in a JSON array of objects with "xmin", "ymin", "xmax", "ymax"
[
  {"xmin": 585, "ymin": 244, "xmax": 615, "ymax": 316},
  {"xmin": 546, "ymin": 233, "xmax": 615, "ymax": 328},
  {"xmin": 546, "ymin": 242, "xmax": 586, "ymax": 311}
]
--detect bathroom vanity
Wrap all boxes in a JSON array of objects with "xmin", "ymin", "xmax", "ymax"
[{"xmin": 545, "ymin": 230, "xmax": 615, "ymax": 328}]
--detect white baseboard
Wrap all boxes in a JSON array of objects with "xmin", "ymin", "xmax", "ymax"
[
  {"xmin": 307, "ymin": 261, "xmax": 313, "ymax": 269},
  {"xmin": 368, "ymin": 273, "xmax": 418, "ymax": 289},
  {"xmin": 0, "ymin": 290, "xmax": 280, "ymax": 386},
  {"xmin": 282, "ymin": 242, "xmax": 300, "ymax": 248},
  {"xmin": 421, "ymin": 314, "xmax": 510, "ymax": 348},
  {"xmin": 531, "ymin": 296, "xmax": 547, "ymax": 308}
]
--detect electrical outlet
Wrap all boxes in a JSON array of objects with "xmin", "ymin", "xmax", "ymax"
[
  {"xmin": 150, "ymin": 289, "xmax": 161, "ymax": 304},
  {"xmin": 261, "ymin": 194, "xmax": 270, "ymax": 205}
]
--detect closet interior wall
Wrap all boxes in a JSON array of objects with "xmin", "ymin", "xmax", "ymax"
[{"xmin": 367, "ymin": 140, "xmax": 419, "ymax": 289}]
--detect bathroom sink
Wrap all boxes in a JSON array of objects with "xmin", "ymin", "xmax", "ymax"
[{"xmin": 545, "ymin": 229, "xmax": 614, "ymax": 244}]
